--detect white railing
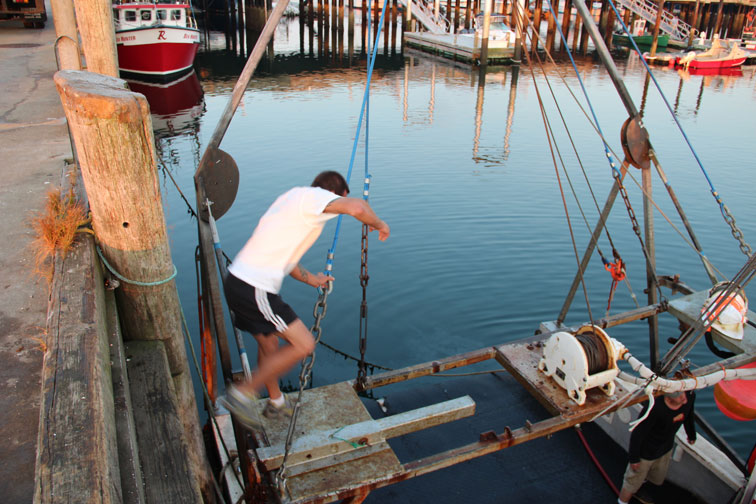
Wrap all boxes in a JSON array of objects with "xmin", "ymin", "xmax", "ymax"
[
  {"xmin": 616, "ymin": 0, "xmax": 693, "ymax": 42},
  {"xmin": 398, "ymin": 0, "xmax": 450, "ymax": 34}
]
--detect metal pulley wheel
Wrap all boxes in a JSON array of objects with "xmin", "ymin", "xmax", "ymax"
[{"xmin": 620, "ymin": 115, "xmax": 650, "ymax": 170}]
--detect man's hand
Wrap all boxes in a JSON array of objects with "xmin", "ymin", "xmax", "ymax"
[
  {"xmin": 630, "ymin": 463, "xmax": 641, "ymax": 472},
  {"xmin": 310, "ymin": 272, "xmax": 333, "ymax": 289},
  {"xmin": 370, "ymin": 220, "xmax": 390, "ymax": 241}
]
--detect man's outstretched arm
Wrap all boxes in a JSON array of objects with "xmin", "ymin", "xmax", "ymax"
[{"xmin": 323, "ymin": 197, "xmax": 390, "ymax": 241}]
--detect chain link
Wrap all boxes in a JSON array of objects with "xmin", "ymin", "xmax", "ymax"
[
  {"xmin": 720, "ymin": 201, "xmax": 753, "ymax": 257},
  {"xmin": 357, "ymin": 224, "xmax": 370, "ymax": 389},
  {"xmin": 613, "ymin": 171, "xmax": 667, "ymax": 304},
  {"xmin": 275, "ymin": 288, "xmax": 329, "ymax": 499}
]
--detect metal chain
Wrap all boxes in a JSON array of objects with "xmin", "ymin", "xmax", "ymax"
[
  {"xmin": 357, "ymin": 223, "xmax": 370, "ymax": 388},
  {"xmin": 275, "ymin": 288, "xmax": 329, "ymax": 499},
  {"xmin": 613, "ymin": 171, "xmax": 667, "ymax": 304},
  {"xmin": 718, "ymin": 197, "xmax": 753, "ymax": 257}
]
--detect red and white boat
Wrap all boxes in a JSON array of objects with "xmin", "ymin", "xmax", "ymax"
[
  {"xmin": 113, "ymin": 2, "xmax": 200, "ymax": 80},
  {"xmin": 676, "ymin": 37, "xmax": 747, "ymax": 70}
]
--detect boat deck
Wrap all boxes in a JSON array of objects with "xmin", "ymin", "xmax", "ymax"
[{"xmin": 667, "ymin": 290, "xmax": 756, "ymax": 355}]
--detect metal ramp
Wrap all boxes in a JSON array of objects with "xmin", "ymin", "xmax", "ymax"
[
  {"xmin": 397, "ymin": 0, "xmax": 449, "ymax": 34},
  {"xmin": 615, "ymin": 0, "xmax": 694, "ymax": 43}
]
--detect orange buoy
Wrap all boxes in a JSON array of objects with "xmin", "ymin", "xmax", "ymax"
[{"xmin": 714, "ymin": 362, "xmax": 756, "ymax": 421}]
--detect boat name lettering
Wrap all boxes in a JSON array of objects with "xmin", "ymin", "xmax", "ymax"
[
  {"xmin": 117, "ymin": 35, "xmax": 136, "ymax": 42},
  {"xmin": 158, "ymin": 30, "xmax": 167, "ymax": 41}
]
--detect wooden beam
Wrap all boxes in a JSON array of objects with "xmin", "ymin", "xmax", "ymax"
[
  {"xmin": 34, "ymin": 230, "xmax": 121, "ymax": 504},
  {"xmin": 126, "ymin": 341, "xmax": 204, "ymax": 503},
  {"xmin": 257, "ymin": 396, "xmax": 476, "ymax": 471},
  {"xmin": 358, "ymin": 347, "xmax": 497, "ymax": 390}
]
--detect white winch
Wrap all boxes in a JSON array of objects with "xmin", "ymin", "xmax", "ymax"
[{"xmin": 537, "ymin": 324, "xmax": 621, "ymax": 406}]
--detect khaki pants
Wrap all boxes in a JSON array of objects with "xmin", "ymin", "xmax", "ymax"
[{"xmin": 621, "ymin": 449, "xmax": 673, "ymax": 494}]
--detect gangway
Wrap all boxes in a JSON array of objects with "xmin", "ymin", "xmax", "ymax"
[
  {"xmin": 616, "ymin": 0, "xmax": 694, "ymax": 43},
  {"xmin": 397, "ymin": 0, "xmax": 449, "ymax": 34}
]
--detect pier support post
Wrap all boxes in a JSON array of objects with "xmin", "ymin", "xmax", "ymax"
[
  {"xmin": 71, "ymin": 0, "xmax": 118, "ymax": 76},
  {"xmin": 53, "ymin": 70, "xmax": 213, "ymax": 501},
  {"xmin": 649, "ymin": 0, "xmax": 664, "ymax": 56},
  {"xmin": 50, "ymin": 0, "xmax": 80, "ymax": 70}
]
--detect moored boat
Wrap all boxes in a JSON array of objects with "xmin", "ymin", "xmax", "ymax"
[
  {"xmin": 676, "ymin": 37, "xmax": 747, "ymax": 69},
  {"xmin": 613, "ymin": 32, "xmax": 670, "ymax": 48},
  {"xmin": 113, "ymin": 1, "xmax": 200, "ymax": 80}
]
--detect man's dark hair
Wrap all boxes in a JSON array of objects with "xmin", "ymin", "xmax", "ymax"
[{"xmin": 311, "ymin": 171, "xmax": 350, "ymax": 195}]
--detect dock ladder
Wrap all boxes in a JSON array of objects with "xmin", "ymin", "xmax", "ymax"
[
  {"xmin": 397, "ymin": 0, "xmax": 450, "ymax": 34},
  {"xmin": 615, "ymin": 0, "xmax": 694, "ymax": 43}
]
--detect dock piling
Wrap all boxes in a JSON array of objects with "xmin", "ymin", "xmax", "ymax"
[{"xmin": 53, "ymin": 70, "xmax": 212, "ymax": 501}]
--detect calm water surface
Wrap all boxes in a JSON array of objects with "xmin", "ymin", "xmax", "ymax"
[{"xmin": 149, "ymin": 22, "xmax": 756, "ymax": 463}]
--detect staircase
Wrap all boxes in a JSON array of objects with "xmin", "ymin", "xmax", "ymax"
[
  {"xmin": 397, "ymin": 0, "xmax": 449, "ymax": 34},
  {"xmin": 616, "ymin": 0, "xmax": 694, "ymax": 43}
]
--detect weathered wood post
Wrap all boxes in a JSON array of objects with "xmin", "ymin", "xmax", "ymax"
[
  {"xmin": 560, "ymin": 0, "xmax": 572, "ymax": 52},
  {"xmin": 713, "ymin": 0, "xmax": 725, "ymax": 38},
  {"xmin": 72, "ymin": 0, "xmax": 118, "ymax": 76},
  {"xmin": 545, "ymin": 2, "xmax": 556, "ymax": 52},
  {"xmin": 688, "ymin": 0, "xmax": 700, "ymax": 47},
  {"xmin": 50, "ymin": 0, "xmax": 81, "ymax": 70},
  {"xmin": 532, "ymin": 0, "xmax": 543, "ymax": 54},
  {"xmin": 480, "ymin": 0, "xmax": 493, "ymax": 65},
  {"xmin": 53, "ymin": 70, "xmax": 212, "ymax": 501},
  {"xmin": 648, "ymin": 0, "xmax": 664, "ymax": 56}
]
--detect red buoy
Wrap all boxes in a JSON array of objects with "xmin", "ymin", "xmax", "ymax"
[{"xmin": 714, "ymin": 362, "xmax": 756, "ymax": 421}]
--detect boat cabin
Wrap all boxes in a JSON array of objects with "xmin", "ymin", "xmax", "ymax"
[
  {"xmin": 471, "ymin": 13, "xmax": 516, "ymax": 44},
  {"xmin": 113, "ymin": 2, "xmax": 196, "ymax": 30}
]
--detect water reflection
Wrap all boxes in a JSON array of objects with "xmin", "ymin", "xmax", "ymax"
[{"xmin": 127, "ymin": 70, "xmax": 207, "ymax": 171}]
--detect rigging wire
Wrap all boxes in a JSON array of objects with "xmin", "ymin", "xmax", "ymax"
[
  {"xmin": 516, "ymin": 15, "xmax": 595, "ymax": 326},
  {"xmin": 541, "ymin": 0, "xmax": 666, "ymax": 304},
  {"xmin": 604, "ymin": 0, "xmax": 753, "ymax": 258}
]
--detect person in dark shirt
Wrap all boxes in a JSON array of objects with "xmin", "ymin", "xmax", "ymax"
[{"xmin": 618, "ymin": 390, "xmax": 697, "ymax": 504}]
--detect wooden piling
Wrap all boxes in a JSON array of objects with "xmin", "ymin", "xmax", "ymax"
[
  {"xmin": 71, "ymin": 0, "xmax": 118, "ymax": 76},
  {"xmin": 560, "ymin": 0, "xmax": 572, "ymax": 52},
  {"xmin": 604, "ymin": 0, "xmax": 614, "ymax": 50},
  {"xmin": 648, "ymin": 0, "xmax": 664, "ymax": 56},
  {"xmin": 545, "ymin": 5, "xmax": 556, "ymax": 53},
  {"xmin": 572, "ymin": 11, "xmax": 581, "ymax": 52},
  {"xmin": 454, "ymin": 0, "xmax": 461, "ymax": 33},
  {"xmin": 532, "ymin": 0, "xmax": 543, "ymax": 54},
  {"xmin": 50, "ymin": 0, "xmax": 80, "ymax": 70},
  {"xmin": 53, "ymin": 70, "xmax": 212, "ymax": 501},
  {"xmin": 688, "ymin": 0, "xmax": 700, "ymax": 46},
  {"xmin": 713, "ymin": 0, "xmax": 725, "ymax": 38}
]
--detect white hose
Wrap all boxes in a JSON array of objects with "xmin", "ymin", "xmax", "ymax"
[{"xmin": 618, "ymin": 351, "xmax": 756, "ymax": 393}]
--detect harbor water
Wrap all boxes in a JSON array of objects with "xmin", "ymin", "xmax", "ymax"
[{"xmin": 148, "ymin": 19, "xmax": 756, "ymax": 474}]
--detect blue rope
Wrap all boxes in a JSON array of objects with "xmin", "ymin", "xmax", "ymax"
[
  {"xmin": 604, "ymin": 0, "xmax": 722, "ymax": 199},
  {"xmin": 544, "ymin": 0, "xmax": 622, "ymax": 179},
  {"xmin": 96, "ymin": 245, "xmax": 177, "ymax": 286},
  {"xmin": 324, "ymin": 0, "xmax": 389, "ymax": 277}
]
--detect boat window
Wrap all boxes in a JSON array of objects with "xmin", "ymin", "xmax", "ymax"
[
  {"xmin": 124, "ymin": 10, "xmax": 137, "ymax": 22},
  {"xmin": 141, "ymin": 10, "xmax": 152, "ymax": 21},
  {"xmin": 171, "ymin": 9, "xmax": 182, "ymax": 21},
  {"xmin": 157, "ymin": 9, "xmax": 167, "ymax": 21}
]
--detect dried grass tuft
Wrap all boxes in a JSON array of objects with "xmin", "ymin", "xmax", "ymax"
[{"xmin": 29, "ymin": 187, "xmax": 89, "ymax": 284}]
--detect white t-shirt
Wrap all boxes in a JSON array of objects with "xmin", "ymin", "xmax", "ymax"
[{"xmin": 228, "ymin": 186, "xmax": 340, "ymax": 294}]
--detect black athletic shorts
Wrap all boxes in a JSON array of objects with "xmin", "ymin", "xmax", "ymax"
[{"xmin": 224, "ymin": 272, "xmax": 298, "ymax": 336}]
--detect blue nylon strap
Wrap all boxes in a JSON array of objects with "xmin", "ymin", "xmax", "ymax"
[{"xmin": 324, "ymin": 0, "xmax": 389, "ymax": 276}]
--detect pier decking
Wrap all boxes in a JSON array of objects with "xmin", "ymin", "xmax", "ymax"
[{"xmin": 404, "ymin": 32, "xmax": 517, "ymax": 64}]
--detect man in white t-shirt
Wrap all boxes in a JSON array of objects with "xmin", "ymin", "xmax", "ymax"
[{"xmin": 220, "ymin": 171, "xmax": 390, "ymax": 427}]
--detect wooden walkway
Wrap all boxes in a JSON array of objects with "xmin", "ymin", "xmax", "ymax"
[{"xmin": 404, "ymin": 32, "xmax": 517, "ymax": 64}]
